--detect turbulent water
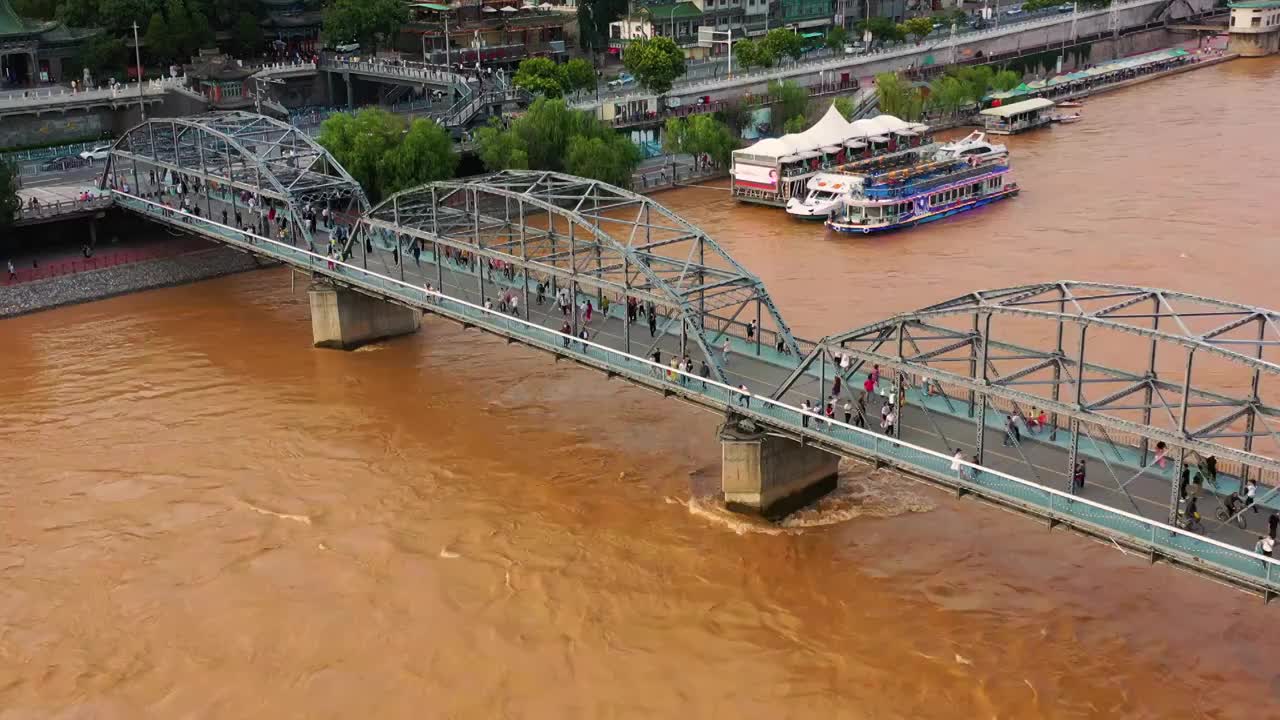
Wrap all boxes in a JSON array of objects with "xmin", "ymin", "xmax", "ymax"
[{"xmin": 2, "ymin": 58, "xmax": 1279, "ymax": 718}]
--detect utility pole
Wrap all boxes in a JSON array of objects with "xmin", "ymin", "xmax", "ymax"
[
  {"xmin": 132, "ymin": 21, "xmax": 146, "ymax": 120},
  {"xmin": 445, "ymin": 11, "xmax": 452, "ymax": 67}
]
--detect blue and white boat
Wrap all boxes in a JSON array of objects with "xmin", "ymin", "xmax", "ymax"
[{"xmin": 823, "ymin": 132, "xmax": 1019, "ymax": 234}]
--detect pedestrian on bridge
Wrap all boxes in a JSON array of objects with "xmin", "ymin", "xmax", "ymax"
[
  {"xmin": 1073, "ymin": 460, "xmax": 1087, "ymax": 492},
  {"xmin": 560, "ymin": 320, "xmax": 571, "ymax": 347},
  {"xmin": 699, "ymin": 359, "xmax": 710, "ymax": 389},
  {"xmin": 870, "ymin": 364, "xmax": 881, "ymax": 388},
  {"xmin": 722, "ymin": 336, "xmax": 731, "ymax": 367},
  {"xmin": 7, "ymin": 259, "xmax": 14, "ymax": 282},
  {"xmin": 747, "ymin": 319, "xmax": 757, "ymax": 341},
  {"xmin": 1003, "ymin": 414, "xmax": 1021, "ymax": 447}
]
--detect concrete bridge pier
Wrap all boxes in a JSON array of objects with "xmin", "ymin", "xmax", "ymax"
[
  {"xmin": 720, "ymin": 419, "xmax": 839, "ymax": 519},
  {"xmin": 307, "ymin": 282, "xmax": 420, "ymax": 349}
]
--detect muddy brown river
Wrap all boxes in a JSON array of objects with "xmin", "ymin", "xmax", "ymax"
[{"xmin": 2, "ymin": 57, "xmax": 1278, "ymax": 718}]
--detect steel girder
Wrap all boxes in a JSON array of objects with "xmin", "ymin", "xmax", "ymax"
[
  {"xmin": 101, "ymin": 112, "xmax": 367, "ymax": 248},
  {"xmin": 774, "ymin": 281, "xmax": 1280, "ymax": 475},
  {"xmin": 358, "ymin": 170, "xmax": 801, "ymax": 382}
]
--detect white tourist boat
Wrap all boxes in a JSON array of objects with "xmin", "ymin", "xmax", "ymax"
[{"xmin": 786, "ymin": 131, "xmax": 1007, "ymax": 221}]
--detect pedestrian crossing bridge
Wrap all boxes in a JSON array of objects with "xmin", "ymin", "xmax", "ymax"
[{"xmin": 100, "ymin": 113, "xmax": 1280, "ymax": 601}]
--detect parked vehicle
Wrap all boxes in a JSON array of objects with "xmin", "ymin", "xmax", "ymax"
[
  {"xmin": 79, "ymin": 144, "xmax": 112, "ymax": 162},
  {"xmin": 40, "ymin": 156, "xmax": 88, "ymax": 172},
  {"xmin": 607, "ymin": 72, "xmax": 635, "ymax": 89}
]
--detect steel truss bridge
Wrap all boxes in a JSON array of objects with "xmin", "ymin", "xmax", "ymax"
[{"xmin": 101, "ymin": 112, "xmax": 1280, "ymax": 600}]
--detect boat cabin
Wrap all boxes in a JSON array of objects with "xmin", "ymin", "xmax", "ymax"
[{"xmin": 979, "ymin": 98, "xmax": 1056, "ymax": 135}]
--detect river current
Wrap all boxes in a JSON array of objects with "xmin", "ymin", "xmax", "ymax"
[{"xmin": 2, "ymin": 58, "xmax": 1279, "ymax": 718}]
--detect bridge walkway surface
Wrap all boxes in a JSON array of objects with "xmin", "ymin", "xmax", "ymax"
[{"xmin": 110, "ymin": 186, "xmax": 1280, "ymax": 598}]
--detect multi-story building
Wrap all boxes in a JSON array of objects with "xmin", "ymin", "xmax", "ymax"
[
  {"xmin": 610, "ymin": 0, "xmax": 749, "ymax": 53},
  {"xmin": 779, "ymin": 0, "xmax": 833, "ymax": 31}
]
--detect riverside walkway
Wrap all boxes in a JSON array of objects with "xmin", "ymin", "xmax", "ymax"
[{"xmin": 99, "ymin": 112, "xmax": 1280, "ymax": 600}]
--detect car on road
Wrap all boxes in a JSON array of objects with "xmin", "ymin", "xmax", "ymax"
[
  {"xmin": 79, "ymin": 144, "xmax": 112, "ymax": 162},
  {"xmin": 40, "ymin": 156, "xmax": 88, "ymax": 172},
  {"xmin": 1057, "ymin": 2, "xmax": 1075, "ymax": 11},
  {"xmin": 607, "ymin": 72, "xmax": 635, "ymax": 89}
]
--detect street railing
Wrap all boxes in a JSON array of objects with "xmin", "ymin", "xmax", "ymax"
[
  {"xmin": 577, "ymin": 0, "xmax": 1170, "ymax": 108},
  {"xmin": 109, "ymin": 189, "xmax": 1280, "ymax": 598}
]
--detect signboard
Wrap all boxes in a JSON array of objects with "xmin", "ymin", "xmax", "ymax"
[
  {"xmin": 697, "ymin": 26, "xmax": 718, "ymax": 47},
  {"xmin": 733, "ymin": 163, "xmax": 778, "ymax": 191}
]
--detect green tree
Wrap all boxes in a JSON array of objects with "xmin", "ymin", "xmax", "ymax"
[
  {"xmin": 992, "ymin": 69, "xmax": 1022, "ymax": 92},
  {"xmin": 316, "ymin": 108, "xmax": 415, "ymax": 202},
  {"xmin": 768, "ymin": 79, "xmax": 809, "ymax": 132},
  {"xmin": 762, "ymin": 27, "xmax": 804, "ymax": 61},
  {"xmin": 0, "ymin": 161, "xmax": 18, "ymax": 233},
  {"xmin": 514, "ymin": 57, "xmax": 568, "ymax": 97},
  {"xmin": 824, "ymin": 26, "xmax": 848, "ymax": 50},
  {"xmin": 732, "ymin": 39, "xmax": 774, "ymax": 70},
  {"xmin": 927, "ymin": 75, "xmax": 968, "ymax": 115},
  {"xmin": 79, "ymin": 35, "xmax": 129, "ymax": 80},
  {"xmin": 563, "ymin": 57, "xmax": 597, "ymax": 94},
  {"xmin": 323, "ymin": 0, "xmax": 406, "ymax": 51},
  {"xmin": 949, "ymin": 65, "xmax": 995, "ymax": 103},
  {"xmin": 858, "ymin": 16, "xmax": 903, "ymax": 44},
  {"xmin": 783, "ymin": 114, "xmax": 807, "ymax": 133},
  {"xmin": 232, "ymin": 11, "xmax": 261, "ymax": 56},
  {"xmin": 832, "ymin": 95, "xmax": 855, "ymax": 120},
  {"xmin": 899, "ymin": 16, "xmax": 935, "ymax": 43},
  {"xmin": 622, "ymin": 36, "xmax": 686, "ymax": 95},
  {"xmin": 473, "ymin": 119, "xmax": 529, "ymax": 170},
  {"xmin": 663, "ymin": 114, "xmax": 736, "ymax": 166},
  {"xmin": 379, "ymin": 118, "xmax": 458, "ymax": 196},
  {"xmin": 565, "ymin": 134, "xmax": 641, "ymax": 188},
  {"xmin": 97, "ymin": 0, "xmax": 160, "ymax": 33},
  {"xmin": 143, "ymin": 11, "xmax": 175, "ymax": 63},
  {"xmin": 874, "ymin": 72, "xmax": 923, "ymax": 121},
  {"xmin": 473, "ymin": 98, "xmax": 640, "ymax": 187},
  {"xmin": 713, "ymin": 100, "xmax": 750, "ymax": 135}
]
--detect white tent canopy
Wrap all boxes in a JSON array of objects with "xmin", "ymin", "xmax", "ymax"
[{"xmin": 733, "ymin": 110, "xmax": 928, "ymax": 162}]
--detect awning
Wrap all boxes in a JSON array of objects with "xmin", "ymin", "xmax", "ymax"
[
  {"xmin": 801, "ymin": 32, "xmax": 823, "ymax": 39},
  {"xmin": 797, "ymin": 150, "xmax": 821, "ymax": 160},
  {"xmin": 868, "ymin": 135, "xmax": 889, "ymax": 142},
  {"xmin": 820, "ymin": 145, "xmax": 841, "ymax": 153},
  {"xmin": 413, "ymin": 2, "xmax": 452, "ymax": 9},
  {"xmin": 780, "ymin": 154, "xmax": 802, "ymax": 162},
  {"xmin": 844, "ymin": 140, "xmax": 867, "ymax": 149},
  {"xmin": 894, "ymin": 130, "xmax": 918, "ymax": 137}
]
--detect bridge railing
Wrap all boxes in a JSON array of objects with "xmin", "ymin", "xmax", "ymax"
[
  {"xmin": 14, "ymin": 196, "xmax": 112, "ymax": 222},
  {"xmin": 0, "ymin": 77, "xmax": 187, "ymax": 111},
  {"xmin": 109, "ymin": 189, "xmax": 1280, "ymax": 597}
]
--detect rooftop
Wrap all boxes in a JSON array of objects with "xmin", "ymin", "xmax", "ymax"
[
  {"xmin": 1229, "ymin": 0, "xmax": 1280, "ymax": 8},
  {"xmin": 979, "ymin": 97, "xmax": 1056, "ymax": 117}
]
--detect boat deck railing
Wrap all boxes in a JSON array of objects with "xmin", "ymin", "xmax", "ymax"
[{"xmin": 863, "ymin": 163, "xmax": 1007, "ymax": 200}]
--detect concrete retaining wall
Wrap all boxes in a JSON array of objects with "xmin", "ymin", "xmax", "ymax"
[{"xmin": 0, "ymin": 245, "xmax": 268, "ymax": 318}]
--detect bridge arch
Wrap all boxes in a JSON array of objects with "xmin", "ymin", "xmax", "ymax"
[
  {"xmin": 774, "ymin": 281, "xmax": 1280, "ymax": 477},
  {"xmin": 358, "ymin": 170, "xmax": 802, "ymax": 382},
  {"xmin": 101, "ymin": 111, "xmax": 367, "ymax": 247}
]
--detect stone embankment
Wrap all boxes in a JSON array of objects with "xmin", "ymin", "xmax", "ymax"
[{"xmin": 0, "ymin": 245, "xmax": 272, "ymax": 318}]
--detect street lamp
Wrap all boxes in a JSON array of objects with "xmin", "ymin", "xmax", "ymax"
[
  {"xmin": 698, "ymin": 27, "xmax": 733, "ymax": 79},
  {"xmin": 132, "ymin": 21, "xmax": 145, "ymax": 120}
]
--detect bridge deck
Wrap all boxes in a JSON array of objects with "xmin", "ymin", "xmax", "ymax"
[{"xmin": 111, "ymin": 190, "xmax": 1280, "ymax": 596}]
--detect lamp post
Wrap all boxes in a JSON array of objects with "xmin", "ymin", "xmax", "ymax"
[{"xmin": 132, "ymin": 21, "xmax": 145, "ymax": 120}]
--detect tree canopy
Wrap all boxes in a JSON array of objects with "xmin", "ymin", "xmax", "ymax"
[
  {"xmin": 473, "ymin": 98, "xmax": 641, "ymax": 188},
  {"xmin": 832, "ymin": 96, "xmax": 855, "ymax": 121},
  {"xmin": 858, "ymin": 16, "xmax": 904, "ymax": 44},
  {"xmin": 874, "ymin": 72, "xmax": 923, "ymax": 121},
  {"xmin": 768, "ymin": 79, "xmax": 809, "ymax": 132},
  {"xmin": 899, "ymin": 16, "xmax": 936, "ymax": 43},
  {"xmin": 762, "ymin": 28, "xmax": 804, "ymax": 61},
  {"xmin": 824, "ymin": 26, "xmax": 848, "ymax": 51},
  {"xmin": 563, "ymin": 58, "xmax": 597, "ymax": 94},
  {"xmin": 0, "ymin": 161, "xmax": 18, "ymax": 233},
  {"xmin": 513, "ymin": 57, "xmax": 569, "ymax": 97},
  {"xmin": 322, "ymin": 0, "xmax": 407, "ymax": 51},
  {"xmin": 316, "ymin": 109, "xmax": 457, "ymax": 203},
  {"xmin": 621, "ymin": 36, "xmax": 686, "ymax": 95},
  {"xmin": 576, "ymin": 0, "xmax": 628, "ymax": 54},
  {"xmin": 663, "ymin": 114, "xmax": 737, "ymax": 167},
  {"xmin": 732, "ymin": 39, "xmax": 774, "ymax": 70}
]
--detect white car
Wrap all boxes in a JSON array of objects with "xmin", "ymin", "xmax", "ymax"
[{"xmin": 79, "ymin": 144, "xmax": 112, "ymax": 162}]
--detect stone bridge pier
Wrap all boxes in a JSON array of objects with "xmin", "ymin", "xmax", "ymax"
[
  {"xmin": 307, "ymin": 282, "xmax": 421, "ymax": 349},
  {"xmin": 720, "ymin": 418, "xmax": 839, "ymax": 519}
]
